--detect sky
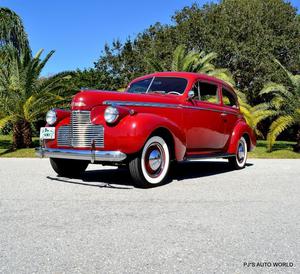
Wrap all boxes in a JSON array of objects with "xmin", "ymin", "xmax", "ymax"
[{"xmin": 1, "ymin": 0, "xmax": 300, "ymax": 76}]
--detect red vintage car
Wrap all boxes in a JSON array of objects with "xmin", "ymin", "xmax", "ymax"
[{"xmin": 36, "ymin": 72, "xmax": 256, "ymax": 188}]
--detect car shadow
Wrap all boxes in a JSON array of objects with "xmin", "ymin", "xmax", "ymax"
[
  {"xmin": 172, "ymin": 161, "xmax": 253, "ymax": 181},
  {"xmin": 46, "ymin": 167, "xmax": 134, "ymax": 189},
  {"xmin": 46, "ymin": 161, "xmax": 254, "ymax": 189}
]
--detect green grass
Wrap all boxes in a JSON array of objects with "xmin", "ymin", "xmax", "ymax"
[
  {"xmin": 249, "ymin": 140, "xmax": 300, "ymax": 159},
  {"xmin": 0, "ymin": 135, "xmax": 299, "ymax": 159},
  {"xmin": 0, "ymin": 135, "xmax": 39, "ymax": 158}
]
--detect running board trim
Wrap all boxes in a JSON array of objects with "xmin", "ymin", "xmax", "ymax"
[{"xmin": 183, "ymin": 153, "xmax": 235, "ymax": 162}]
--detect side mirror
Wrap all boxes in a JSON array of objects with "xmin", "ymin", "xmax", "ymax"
[{"xmin": 187, "ymin": 90, "xmax": 195, "ymax": 101}]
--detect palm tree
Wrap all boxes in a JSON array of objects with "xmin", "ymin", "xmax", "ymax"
[
  {"xmin": 260, "ymin": 60, "xmax": 300, "ymax": 152},
  {"xmin": 0, "ymin": 46, "xmax": 71, "ymax": 148},
  {"xmin": 0, "ymin": 8, "xmax": 30, "ymax": 57},
  {"xmin": 148, "ymin": 45, "xmax": 235, "ymax": 85},
  {"xmin": 148, "ymin": 45, "xmax": 273, "ymax": 135},
  {"xmin": 236, "ymin": 90, "xmax": 276, "ymax": 138}
]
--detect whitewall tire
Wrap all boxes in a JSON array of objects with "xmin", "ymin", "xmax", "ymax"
[
  {"xmin": 228, "ymin": 136, "xmax": 248, "ymax": 169},
  {"xmin": 129, "ymin": 136, "xmax": 171, "ymax": 188}
]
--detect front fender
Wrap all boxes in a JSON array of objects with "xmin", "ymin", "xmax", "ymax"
[
  {"xmin": 129, "ymin": 113, "xmax": 186, "ymax": 160},
  {"xmin": 93, "ymin": 111, "xmax": 186, "ymax": 160},
  {"xmin": 227, "ymin": 121, "xmax": 256, "ymax": 154}
]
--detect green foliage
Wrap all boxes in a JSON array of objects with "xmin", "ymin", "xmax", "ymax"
[
  {"xmin": 0, "ymin": 45, "xmax": 72, "ymax": 147},
  {"xmin": 0, "ymin": 47, "xmax": 70, "ymax": 123},
  {"xmin": 0, "ymin": 7, "xmax": 74, "ymax": 148},
  {"xmin": 0, "ymin": 8, "xmax": 30, "ymax": 57},
  {"xmin": 147, "ymin": 45, "xmax": 235, "ymax": 85},
  {"xmin": 94, "ymin": 0, "xmax": 300, "ymax": 105},
  {"xmin": 172, "ymin": 0, "xmax": 300, "ymax": 103},
  {"xmin": 248, "ymin": 140, "xmax": 300, "ymax": 158},
  {"xmin": 238, "ymin": 97, "xmax": 276, "ymax": 137},
  {"xmin": 259, "ymin": 60, "xmax": 300, "ymax": 151},
  {"xmin": 66, "ymin": 68, "xmax": 120, "ymax": 91}
]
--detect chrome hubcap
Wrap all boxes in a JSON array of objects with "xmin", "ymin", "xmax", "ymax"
[
  {"xmin": 237, "ymin": 141, "xmax": 245, "ymax": 162},
  {"xmin": 148, "ymin": 149, "xmax": 162, "ymax": 171},
  {"xmin": 144, "ymin": 142, "xmax": 165, "ymax": 178}
]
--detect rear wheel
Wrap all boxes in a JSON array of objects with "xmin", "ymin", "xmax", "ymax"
[
  {"xmin": 228, "ymin": 136, "xmax": 248, "ymax": 169},
  {"xmin": 129, "ymin": 136, "xmax": 171, "ymax": 188},
  {"xmin": 50, "ymin": 158, "xmax": 89, "ymax": 178}
]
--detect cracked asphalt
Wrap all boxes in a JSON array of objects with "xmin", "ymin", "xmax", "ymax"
[{"xmin": 0, "ymin": 158, "xmax": 299, "ymax": 273}]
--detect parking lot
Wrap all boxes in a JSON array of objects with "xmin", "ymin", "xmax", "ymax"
[{"xmin": 0, "ymin": 158, "xmax": 299, "ymax": 273}]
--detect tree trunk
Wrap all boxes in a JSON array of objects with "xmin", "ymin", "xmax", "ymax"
[
  {"xmin": 12, "ymin": 121, "xmax": 24, "ymax": 149},
  {"xmin": 293, "ymin": 128, "xmax": 300, "ymax": 153},
  {"xmin": 23, "ymin": 120, "xmax": 32, "ymax": 148}
]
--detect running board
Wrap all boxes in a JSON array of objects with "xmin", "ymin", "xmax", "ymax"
[{"xmin": 183, "ymin": 153, "xmax": 235, "ymax": 162}]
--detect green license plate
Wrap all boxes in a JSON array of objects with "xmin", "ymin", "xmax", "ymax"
[{"xmin": 40, "ymin": 127, "xmax": 55, "ymax": 140}]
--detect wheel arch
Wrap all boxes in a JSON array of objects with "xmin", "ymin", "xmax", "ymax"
[
  {"xmin": 242, "ymin": 133, "xmax": 251, "ymax": 152},
  {"xmin": 128, "ymin": 113, "xmax": 186, "ymax": 161},
  {"xmin": 227, "ymin": 121, "xmax": 256, "ymax": 154},
  {"xmin": 148, "ymin": 127, "xmax": 176, "ymax": 160}
]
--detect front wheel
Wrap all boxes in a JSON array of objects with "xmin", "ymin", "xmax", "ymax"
[
  {"xmin": 228, "ymin": 136, "xmax": 248, "ymax": 169},
  {"xmin": 129, "ymin": 136, "xmax": 171, "ymax": 188},
  {"xmin": 50, "ymin": 158, "xmax": 89, "ymax": 178}
]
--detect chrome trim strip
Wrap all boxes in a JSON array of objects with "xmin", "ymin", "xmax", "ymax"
[
  {"xmin": 184, "ymin": 153, "xmax": 235, "ymax": 162},
  {"xmin": 103, "ymin": 100, "xmax": 238, "ymax": 115},
  {"xmin": 103, "ymin": 100, "xmax": 180, "ymax": 109},
  {"xmin": 35, "ymin": 147, "xmax": 127, "ymax": 162},
  {"xmin": 180, "ymin": 105, "xmax": 238, "ymax": 115}
]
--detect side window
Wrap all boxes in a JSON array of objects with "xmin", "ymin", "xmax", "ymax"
[
  {"xmin": 199, "ymin": 82, "xmax": 219, "ymax": 104},
  {"xmin": 192, "ymin": 81, "xmax": 200, "ymax": 100},
  {"xmin": 222, "ymin": 88, "xmax": 237, "ymax": 108}
]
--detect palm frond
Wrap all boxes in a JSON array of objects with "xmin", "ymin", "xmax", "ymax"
[
  {"xmin": 260, "ymin": 82, "xmax": 291, "ymax": 98},
  {"xmin": 0, "ymin": 8, "xmax": 31, "ymax": 56},
  {"xmin": 0, "ymin": 115, "xmax": 13, "ymax": 129},
  {"xmin": 182, "ymin": 51, "xmax": 198, "ymax": 72},
  {"xmin": 198, "ymin": 51, "xmax": 218, "ymax": 66},
  {"xmin": 171, "ymin": 45, "xmax": 186, "ymax": 71},
  {"xmin": 267, "ymin": 115, "xmax": 294, "ymax": 151}
]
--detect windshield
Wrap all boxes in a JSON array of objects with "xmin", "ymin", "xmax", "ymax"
[{"xmin": 127, "ymin": 77, "xmax": 188, "ymax": 95}]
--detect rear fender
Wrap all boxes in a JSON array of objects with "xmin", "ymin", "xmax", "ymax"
[{"xmin": 227, "ymin": 121, "xmax": 256, "ymax": 154}]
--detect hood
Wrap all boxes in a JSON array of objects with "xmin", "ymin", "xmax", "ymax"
[{"xmin": 71, "ymin": 90, "xmax": 183, "ymax": 110}]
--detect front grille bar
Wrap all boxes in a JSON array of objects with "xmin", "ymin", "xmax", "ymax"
[{"xmin": 57, "ymin": 111, "xmax": 104, "ymax": 148}]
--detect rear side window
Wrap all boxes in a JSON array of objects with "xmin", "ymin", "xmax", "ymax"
[
  {"xmin": 199, "ymin": 82, "xmax": 219, "ymax": 104},
  {"xmin": 222, "ymin": 88, "xmax": 237, "ymax": 107}
]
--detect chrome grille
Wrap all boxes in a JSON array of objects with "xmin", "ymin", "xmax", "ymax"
[
  {"xmin": 57, "ymin": 111, "xmax": 104, "ymax": 148},
  {"xmin": 57, "ymin": 126, "xmax": 71, "ymax": 146}
]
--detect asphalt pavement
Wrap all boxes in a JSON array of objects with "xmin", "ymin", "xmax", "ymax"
[{"xmin": 0, "ymin": 158, "xmax": 299, "ymax": 273}]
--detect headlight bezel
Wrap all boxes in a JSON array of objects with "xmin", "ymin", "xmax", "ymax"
[
  {"xmin": 46, "ymin": 109, "xmax": 57, "ymax": 125},
  {"xmin": 104, "ymin": 106, "xmax": 119, "ymax": 124}
]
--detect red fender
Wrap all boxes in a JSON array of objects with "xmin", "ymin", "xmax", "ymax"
[
  {"xmin": 90, "ymin": 107, "xmax": 186, "ymax": 160},
  {"xmin": 227, "ymin": 121, "xmax": 256, "ymax": 154},
  {"xmin": 127, "ymin": 113, "xmax": 187, "ymax": 161}
]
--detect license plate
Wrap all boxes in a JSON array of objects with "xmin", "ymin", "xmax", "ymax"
[{"xmin": 40, "ymin": 127, "xmax": 55, "ymax": 140}]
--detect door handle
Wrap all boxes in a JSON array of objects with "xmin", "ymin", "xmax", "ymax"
[{"xmin": 221, "ymin": 113, "xmax": 228, "ymax": 117}]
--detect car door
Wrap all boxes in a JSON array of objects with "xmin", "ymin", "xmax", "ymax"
[
  {"xmin": 184, "ymin": 80, "xmax": 226, "ymax": 153},
  {"xmin": 221, "ymin": 86, "xmax": 240, "ymax": 147}
]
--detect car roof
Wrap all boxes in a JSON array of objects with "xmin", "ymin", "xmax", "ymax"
[{"xmin": 130, "ymin": 71, "xmax": 234, "ymax": 91}]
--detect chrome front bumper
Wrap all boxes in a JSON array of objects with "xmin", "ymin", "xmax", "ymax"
[{"xmin": 35, "ymin": 147, "xmax": 127, "ymax": 162}]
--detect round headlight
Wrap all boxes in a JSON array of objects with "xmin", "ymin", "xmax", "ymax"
[
  {"xmin": 104, "ymin": 106, "xmax": 119, "ymax": 123},
  {"xmin": 46, "ymin": 110, "xmax": 57, "ymax": 125}
]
